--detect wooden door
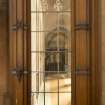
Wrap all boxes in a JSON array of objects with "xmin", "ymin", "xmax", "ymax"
[
  {"xmin": 8, "ymin": 0, "xmax": 95, "ymax": 105},
  {"xmin": 9, "ymin": 0, "xmax": 29, "ymax": 105},
  {"xmin": 73, "ymin": 0, "xmax": 90, "ymax": 105}
]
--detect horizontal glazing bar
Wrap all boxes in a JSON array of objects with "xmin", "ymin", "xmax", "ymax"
[
  {"xmin": 31, "ymin": 30, "xmax": 71, "ymax": 33},
  {"xmin": 31, "ymin": 10, "xmax": 72, "ymax": 13},
  {"xmin": 31, "ymin": 71, "xmax": 71, "ymax": 73},
  {"xmin": 35, "ymin": 78, "xmax": 71, "ymax": 81},
  {"xmin": 31, "ymin": 31, "xmax": 50, "ymax": 32},
  {"xmin": 31, "ymin": 51, "xmax": 72, "ymax": 53},
  {"xmin": 31, "ymin": 91, "xmax": 71, "ymax": 94}
]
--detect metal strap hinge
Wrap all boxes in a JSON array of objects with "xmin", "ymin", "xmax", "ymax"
[
  {"xmin": 10, "ymin": 68, "xmax": 29, "ymax": 82},
  {"xmin": 75, "ymin": 68, "xmax": 90, "ymax": 76},
  {"xmin": 75, "ymin": 22, "xmax": 90, "ymax": 30},
  {"xmin": 12, "ymin": 20, "xmax": 28, "ymax": 31}
]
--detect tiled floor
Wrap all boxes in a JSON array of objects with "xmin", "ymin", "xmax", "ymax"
[{"xmin": 36, "ymin": 75, "xmax": 71, "ymax": 105}]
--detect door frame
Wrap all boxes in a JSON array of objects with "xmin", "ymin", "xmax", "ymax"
[
  {"xmin": 90, "ymin": 0, "xmax": 102, "ymax": 105},
  {"xmin": 24, "ymin": 0, "xmax": 102, "ymax": 105}
]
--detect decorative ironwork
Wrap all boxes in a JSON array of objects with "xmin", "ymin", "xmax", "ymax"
[
  {"xmin": 41, "ymin": 0, "xmax": 48, "ymax": 11},
  {"xmin": 54, "ymin": 0, "xmax": 64, "ymax": 11}
]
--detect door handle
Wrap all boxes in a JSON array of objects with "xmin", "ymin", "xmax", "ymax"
[{"xmin": 10, "ymin": 68, "xmax": 28, "ymax": 82}]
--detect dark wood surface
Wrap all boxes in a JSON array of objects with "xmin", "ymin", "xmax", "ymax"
[
  {"xmin": 0, "ymin": 0, "xmax": 9, "ymax": 105},
  {"xmin": 74, "ymin": 0, "xmax": 90, "ymax": 105},
  {"xmin": 9, "ymin": 0, "xmax": 28, "ymax": 105}
]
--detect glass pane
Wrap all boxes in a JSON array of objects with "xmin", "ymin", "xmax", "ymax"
[
  {"xmin": 31, "ymin": 0, "xmax": 71, "ymax": 12},
  {"xmin": 59, "ymin": 93, "xmax": 71, "ymax": 105},
  {"xmin": 45, "ymin": 13, "xmax": 57, "ymax": 31},
  {"xmin": 31, "ymin": 13, "xmax": 44, "ymax": 31},
  {"xmin": 31, "ymin": 0, "xmax": 72, "ymax": 105},
  {"xmin": 61, "ymin": 13, "xmax": 71, "ymax": 31}
]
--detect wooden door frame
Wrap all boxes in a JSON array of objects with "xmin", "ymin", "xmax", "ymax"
[
  {"xmin": 71, "ymin": 0, "xmax": 102, "ymax": 105},
  {"xmin": 25, "ymin": 0, "xmax": 102, "ymax": 105},
  {"xmin": 90, "ymin": 0, "xmax": 102, "ymax": 105},
  {"xmin": 27, "ymin": 0, "xmax": 31, "ymax": 104}
]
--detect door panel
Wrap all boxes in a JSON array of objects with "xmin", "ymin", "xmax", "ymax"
[
  {"xmin": 9, "ymin": 0, "xmax": 91, "ymax": 105},
  {"xmin": 74, "ymin": 0, "xmax": 90, "ymax": 105},
  {"xmin": 9, "ymin": 0, "xmax": 28, "ymax": 105}
]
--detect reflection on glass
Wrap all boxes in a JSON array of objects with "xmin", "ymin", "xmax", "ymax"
[{"xmin": 31, "ymin": 0, "xmax": 71, "ymax": 105}]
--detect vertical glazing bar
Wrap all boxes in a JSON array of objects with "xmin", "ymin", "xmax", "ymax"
[
  {"xmin": 56, "ymin": 1, "xmax": 60, "ymax": 75},
  {"xmin": 37, "ymin": 0, "xmax": 40, "ymax": 92},
  {"xmin": 43, "ymin": 2, "xmax": 45, "ymax": 105},
  {"xmin": 68, "ymin": 0, "xmax": 71, "ymax": 75},
  {"xmin": 38, "ymin": 13, "xmax": 40, "ymax": 95},
  {"xmin": 42, "ymin": 1, "xmax": 48, "ymax": 104},
  {"xmin": 55, "ymin": 0, "xmax": 63, "ymax": 104},
  {"xmin": 37, "ymin": 0, "xmax": 40, "ymax": 94},
  {"xmin": 44, "ymin": 12, "xmax": 46, "ymax": 105},
  {"xmin": 35, "ymin": 0, "xmax": 38, "ymax": 101},
  {"xmin": 44, "ymin": 72, "xmax": 46, "ymax": 105},
  {"xmin": 58, "ymin": 78, "xmax": 59, "ymax": 105},
  {"xmin": 39, "ymin": 7, "xmax": 41, "ymax": 89},
  {"xmin": 36, "ymin": 0, "xmax": 38, "ymax": 97}
]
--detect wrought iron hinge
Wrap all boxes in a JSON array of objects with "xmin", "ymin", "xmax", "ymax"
[
  {"xmin": 75, "ymin": 22, "xmax": 90, "ymax": 30},
  {"xmin": 10, "ymin": 68, "xmax": 28, "ymax": 82},
  {"xmin": 75, "ymin": 68, "xmax": 90, "ymax": 76},
  {"xmin": 12, "ymin": 20, "xmax": 28, "ymax": 31}
]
